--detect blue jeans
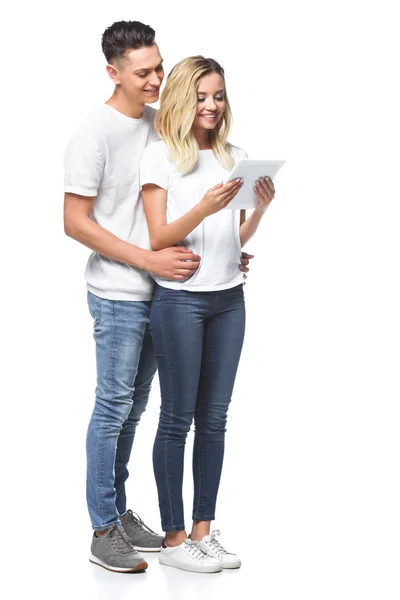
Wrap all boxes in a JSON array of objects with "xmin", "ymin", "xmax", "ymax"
[
  {"xmin": 151, "ymin": 284, "xmax": 246, "ymax": 532},
  {"xmin": 86, "ymin": 292, "xmax": 157, "ymax": 530}
]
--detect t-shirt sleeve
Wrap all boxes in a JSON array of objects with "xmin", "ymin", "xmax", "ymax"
[
  {"xmin": 140, "ymin": 143, "xmax": 169, "ymax": 191},
  {"xmin": 64, "ymin": 133, "xmax": 105, "ymax": 196}
]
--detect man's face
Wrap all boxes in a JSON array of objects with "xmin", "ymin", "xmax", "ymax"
[{"xmin": 109, "ymin": 44, "xmax": 164, "ymax": 104}]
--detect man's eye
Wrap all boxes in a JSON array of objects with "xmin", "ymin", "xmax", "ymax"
[
  {"xmin": 156, "ymin": 65, "xmax": 164, "ymax": 72},
  {"xmin": 138, "ymin": 73, "xmax": 148, "ymax": 78}
]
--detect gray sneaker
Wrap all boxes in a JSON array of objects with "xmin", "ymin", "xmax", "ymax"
[
  {"xmin": 90, "ymin": 524, "xmax": 148, "ymax": 573},
  {"xmin": 121, "ymin": 510, "xmax": 163, "ymax": 552}
]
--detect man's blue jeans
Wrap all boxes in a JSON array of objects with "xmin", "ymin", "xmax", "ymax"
[
  {"xmin": 86, "ymin": 292, "xmax": 157, "ymax": 530},
  {"xmin": 150, "ymin": 284, "xmax": 246, "ymax": 532}
]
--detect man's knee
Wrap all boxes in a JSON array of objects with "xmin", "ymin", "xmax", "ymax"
[{"xmin": 93, "ymin": 393, "xmax": 134, "ymax": 429}]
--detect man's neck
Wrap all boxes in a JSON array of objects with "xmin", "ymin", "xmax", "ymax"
[{"xmin": 106, "ymin": 90, "xmax": 145, "ymax": 119}]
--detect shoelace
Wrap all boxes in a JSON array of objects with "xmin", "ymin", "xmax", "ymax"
[
  {"xmin": 107, "ymin": 524, "xmax": 136, "ymax": 555},
  {"xmin": 205, "ymin": 529, "xmax": 232, "ymax": 556},
  {"xmin": 125, "ymin": 510, "xmax": 159, "ymax": 536},
  {"xmin": 183, "ymin": 539, "xmax": 209, "ymax": 561}
]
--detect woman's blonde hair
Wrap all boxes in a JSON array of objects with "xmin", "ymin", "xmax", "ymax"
[{"xmin": 155, "ymin": 56, "xmax": 234, "ymax": 174}]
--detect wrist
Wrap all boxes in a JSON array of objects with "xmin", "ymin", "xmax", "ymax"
[
  {"xmin": 135, "ymin": 248, "xmax": 152, "ymax": 270},
  {"xmin": 194, "ymin": 201, "xmax": 208, "ymax": 220},
  {"xmin": 254, "ymin": 203, "xmax": 268, "ymax": 216}
]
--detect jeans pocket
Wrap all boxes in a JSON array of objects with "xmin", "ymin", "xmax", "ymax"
[
  {"xmin": 153, "ymin": 284, "xmax": 166, "ymax": 303},
  {"xmin": 87, "ymin": 291, "xmax": 102, "ymax": 325}
]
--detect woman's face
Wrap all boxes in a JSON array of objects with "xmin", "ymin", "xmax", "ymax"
[{"xmin": 192, "ymin": 72, "xmax": 226, "ymax": 132}]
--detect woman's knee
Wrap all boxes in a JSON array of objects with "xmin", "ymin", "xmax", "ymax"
[
  {"xmin": 158, "ymin": 410, "xmax": 193, "ymax": 437},
  {"xmin": 194, "ymin": 412, "xmax": 228, "ymax": 436}
]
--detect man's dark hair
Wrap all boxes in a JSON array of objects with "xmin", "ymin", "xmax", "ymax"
[{"xmin": 101, "ymin": 21, "xmax": 156, "ymax": 64}]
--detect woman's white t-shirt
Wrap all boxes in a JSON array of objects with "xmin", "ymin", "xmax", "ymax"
[{"xmin": 140, "ymin": 141, "xmax": 247, "ymax": 292}]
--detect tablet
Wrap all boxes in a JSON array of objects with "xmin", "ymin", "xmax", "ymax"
[{"xmin": 223, "ymin": 159, "xmax": 285, "ymax": 209}]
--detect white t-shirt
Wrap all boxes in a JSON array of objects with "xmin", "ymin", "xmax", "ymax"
[
  {"xmin": 140, "ymin": 140, "xmax": 247, "ymax": 291},
  {"xmin": 64, "ymin": 103, "xmax": 159, "ymax": 301}
]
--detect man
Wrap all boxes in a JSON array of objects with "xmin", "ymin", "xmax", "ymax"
[{"xmin": 64, "ymin": 20, "xmax": 251, "ymax": 574}]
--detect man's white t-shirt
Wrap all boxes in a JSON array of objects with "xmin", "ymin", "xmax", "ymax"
[
  {"xmin": 64, "ymin": 103, "xmax": 159, "ymax": 301},
  {"xmin": 140, "ymin": 140, "xmax": 247, "ymax": 292}
]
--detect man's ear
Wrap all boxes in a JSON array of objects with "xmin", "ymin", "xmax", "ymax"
[{"xmin": 106, "ymin": 63, "xmax": 121, "ymax": 85}]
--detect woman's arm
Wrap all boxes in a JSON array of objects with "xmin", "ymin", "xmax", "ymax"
[
  {"xmin": 240, "ymin": 176, "xmax": 276, "ymax": 246},
  {"xmin": 142, "ymin": 179, "xmax": 243, "ymax": 251},
  {"xmin": 142, "ymin": 184, "xmax": 206, "ymax": 251},
  {"xmin": 240, "ymin": 208, "xmax": 266, "ymax": 246}
]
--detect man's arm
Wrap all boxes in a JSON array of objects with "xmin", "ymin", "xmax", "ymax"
[{"xmin": 63, "ymin": 193, "xmax": 201, "ymax": 280}]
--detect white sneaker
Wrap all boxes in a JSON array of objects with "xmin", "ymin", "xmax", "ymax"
[
  {"xmin": 198, "ymin": 529, "xmax": 242, "ymax": 569},
  {"xmin": 159, "ymin": 538, "xmax": 222, "ymax": 573}
]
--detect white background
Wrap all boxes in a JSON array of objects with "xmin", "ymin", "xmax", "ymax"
[{"xmin": 2, "ymin": 0, "xmax": 399, "ymax": 598}]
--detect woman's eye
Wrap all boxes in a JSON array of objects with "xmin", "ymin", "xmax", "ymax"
[{"xmin": 197, "ymin": 97, "xmax": 224, "ymax": 102}]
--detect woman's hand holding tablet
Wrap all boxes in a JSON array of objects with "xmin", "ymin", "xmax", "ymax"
[
  {"xmin": 223, "ymin": 159, "xmax": 285, "ymax": 209},
  {"xmin": 197, "ymin": 178, "xmax": 244, "ymax": 217}
]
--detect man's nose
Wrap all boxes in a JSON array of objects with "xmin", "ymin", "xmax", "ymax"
[{"xmin": 149, "ymin": 73, "xmax": 161, "ymax": 87}]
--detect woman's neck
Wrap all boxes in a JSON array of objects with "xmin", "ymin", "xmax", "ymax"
[{"xmin": 192, "ymin": 127, "xmax": 211, "ymax": 150}]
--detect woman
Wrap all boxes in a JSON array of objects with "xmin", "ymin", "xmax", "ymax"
[{"xmin": 140, "ymin": 56, "xmax": 275, "ymax": 573}]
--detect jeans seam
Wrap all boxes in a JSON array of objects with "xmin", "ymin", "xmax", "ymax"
[
  {"xmin": 193, "ymin": 439, "xmax": 206, "ymax": 520},
  {"xmin": 96, "ymin": 422, "xmax": 105, "ymax": 524},
  {"xmin": 95, "ymin": 300, "xmax": 106, "ymax": 524},
  {"xmin": 159, "ymin": 297, "xmax": 178, "ymax": 530},
  {"xmin": 101, "ymin": 300, "xmax": 116, "ymax": 524},
  {"xmin": 194, "ymin": 321, "xmax": 211, "ymax": 519}
]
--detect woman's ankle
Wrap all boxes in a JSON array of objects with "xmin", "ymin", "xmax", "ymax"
[
  {"xmin": 165, "ymin": 530, "xmax": 187, "ymax": 547},
  {"xmin": 190, "ymin": 520, "xmax": 211, "ymax": 541}
]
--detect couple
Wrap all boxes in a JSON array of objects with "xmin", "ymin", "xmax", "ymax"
[{"xmin": 64, "ymin": 20, "xmax": 275, "ymax": 575}]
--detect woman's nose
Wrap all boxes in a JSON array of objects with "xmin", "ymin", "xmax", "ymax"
[{"xmin": 205, "ymin": 98, "xmax": 217, "ymax": 111}]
